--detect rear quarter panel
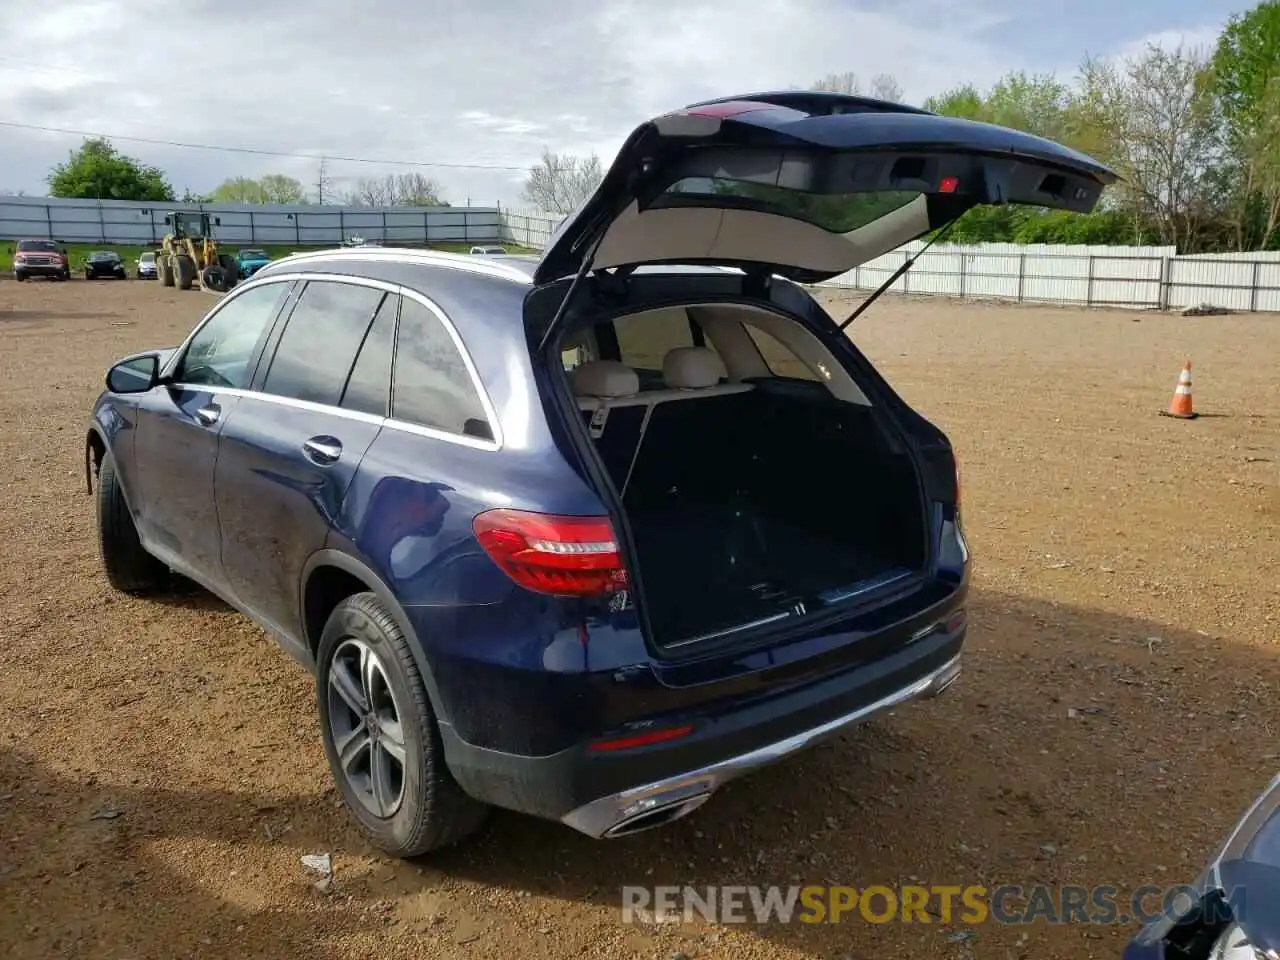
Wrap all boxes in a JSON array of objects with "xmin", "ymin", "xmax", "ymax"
[{"xmin": 319, "ymin": 265, "xmax": 633, "ymax": 752}]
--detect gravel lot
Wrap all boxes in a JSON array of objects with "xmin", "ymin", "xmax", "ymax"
[{"xmin": 1, "ymin": 277, "xmax": 1276, "ymax": 960}]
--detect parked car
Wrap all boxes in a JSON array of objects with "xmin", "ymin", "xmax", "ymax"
[
  {"xmin": 84, "ymin": 91, "xmax": 1115, "ymax": 857},
  {"xmin": 12, "ymin": 239, "xmax": 70, "ymax": 281},
  {"xmin": 136, "ymin": 251, "xmax": 158, "ymax": 280},
  {"xmin": 235, "ymin": 248, "xmax": 272, "ymax": 279},
  {"xmin": 1122, "ymin": 772, "xmax": 1280, "ymax": 958},
  {"xmin": 470, "ymin": 245, "xmax": 508, "ymax": 255},
  {"xmin": 84, "ymin": 250, "xmax": 128, "ymax": 280}
]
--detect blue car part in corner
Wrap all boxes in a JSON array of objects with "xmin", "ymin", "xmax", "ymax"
[{"xmin": 1123, "ymin": 772, "xmax": 1280, "ymax": 959}]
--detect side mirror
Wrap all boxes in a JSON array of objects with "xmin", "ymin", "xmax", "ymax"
[
  {"xmin": 106, "ymin": 354, "xmax": 161, "ymax": 394},
  {"xmin": 214, "ymin": 217, "xmax": 221, "ymax": 226},
  {"xmin": 164, "ymin": 215, "xmax": 172, "ymax": 225}
]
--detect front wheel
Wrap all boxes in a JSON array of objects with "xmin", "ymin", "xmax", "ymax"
[
  {"xmin": 316, "ymin": 593, "xmax": 488, "ymax": 857},
  {"xmin": 94, "ymin": 448, "xmax": 167, "ymax": 594}
]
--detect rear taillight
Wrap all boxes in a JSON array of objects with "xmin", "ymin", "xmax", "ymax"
[{"xmin": 473, "ymin": 508, "xmax": 628, "ymax": 597}]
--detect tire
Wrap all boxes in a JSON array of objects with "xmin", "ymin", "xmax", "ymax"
[
  {"xmin": 94, "ymin": 448, "xmax": 167, "ymax": 594},
  {"xmin": 14, "ymin": 272, "xmax": 25, "ymax": 282},
  {"xmin": 174, "ymin": 255, "xmax": 196, "ymax": 290},
  {"xmin": 159, "ymin": 256, "xmax": 175, "ymax": 287},
  {"xmin": 316, "ymin": 593, "xmax": 488, "ymax": 857}
]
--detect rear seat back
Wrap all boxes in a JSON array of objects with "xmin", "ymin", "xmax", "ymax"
[{"xmin": 569, "ymin": 348, "xmax": 757, "ymax": 497}]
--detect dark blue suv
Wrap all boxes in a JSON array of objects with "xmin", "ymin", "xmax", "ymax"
[{"xmin": 85, "ymin": 92, "xmax": 1115, "ymax": 857}]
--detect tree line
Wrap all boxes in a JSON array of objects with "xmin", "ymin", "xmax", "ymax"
[
  {"xmin": 522, "ymin": 1, "xmax": 1279, "ymax": 253},
  {"xmin": 17, "ymin": 0, "xmax": 1276, "ymax": 252},
  {"xmin": 32, "ymin": 137, "xmax": 454, "ymax": 209}
]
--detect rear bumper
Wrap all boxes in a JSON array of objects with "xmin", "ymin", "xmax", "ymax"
[
  {"xmin": 440, "ymin": 613, "xmax": 966, "ymax": 836},
  {"xmin": 565, "ymin": 651, "xmax": 960, "ymax": 838}
]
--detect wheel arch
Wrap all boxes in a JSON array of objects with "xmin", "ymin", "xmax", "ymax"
[
  {"xmin": 85, "ymin": 426, "xmax": 107, "ymax": 495},
  {"xmin": 300, "ymin": 549, "xmax": 450, "ymax": 724}
]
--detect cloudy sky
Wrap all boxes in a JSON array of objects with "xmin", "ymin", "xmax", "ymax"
[{"xmin": 0, "ymin": 0, "xmax": 1247, "ymax": 207}]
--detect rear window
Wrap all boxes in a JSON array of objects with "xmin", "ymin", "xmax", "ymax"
[
  {"xmin": 660, "ymin": 177, "xmax": 920, "ymax": 234},
  {"xmin": 17, "ymin": 240, "xmax": 58, "ymax": 252}
]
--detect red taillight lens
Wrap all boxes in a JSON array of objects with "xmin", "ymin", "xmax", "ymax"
[
  {"xmin": 587, "ymin": 724, "xmax": 694, "ymax": 752},
  {"xmin": 939, "ymin": 176, "xmax": 960, "ymax": 193},
  {"xmin": 473, "ymin": 508, "xmax": 628, "ymax": 597}
]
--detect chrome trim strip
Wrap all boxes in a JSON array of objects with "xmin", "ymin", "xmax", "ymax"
[
  {"xmin": 158, "ymin": 271, "xmax": 504, "ymax": 452},
  {"xmin": 165, "ymin": 385, "xmax": 501, "ymax": 452},
  {"xmin": 561, "ymin": 653, "xmax": 962, "ymax": 840},
  {"xmin": 819, "ymin": 569, "xmax": 915, "ymax": 605},
  {"xmin": 663, "ymin": 611, "xmax": 794, "ymax": 650}
]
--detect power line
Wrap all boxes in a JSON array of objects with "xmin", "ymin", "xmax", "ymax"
[{"xmin": 0, "ymin": 119, "xmax": 530, "ymax": 172}]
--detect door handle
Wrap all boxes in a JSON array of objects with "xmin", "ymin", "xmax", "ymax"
[
  {"xmin": 303, "ymin": 436, "xmax": 343, "ymax": 465},
  {"xmin": 195, "ymin": 404, "xmax": 220, "ymax": 426}
]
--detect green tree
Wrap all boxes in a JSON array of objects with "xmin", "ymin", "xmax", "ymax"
[
  {"xmin": 259, "ymin": 174, "xmax": 307, "ymax": 205},
  {"xmin": 1209, "ymin": 0, "xmax": 1280, "ymax": 248},
  {"xmin": 211, "ymin": 174, "xmax": 308, "ymax": 204},
  {"xmin": 46, "ymin": 138, "xmax": 174, "ymax": 201}
]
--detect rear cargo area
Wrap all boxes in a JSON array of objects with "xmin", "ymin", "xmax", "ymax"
[{"xmin": 569, "ymin": 329, "xmax": 928, "ymax": 649}]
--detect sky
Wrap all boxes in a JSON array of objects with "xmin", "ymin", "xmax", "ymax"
[{"xmin": 0, "ymin": 0, "xmax": 1251, "ymax": 207}]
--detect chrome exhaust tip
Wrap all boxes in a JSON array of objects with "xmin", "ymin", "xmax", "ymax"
[{"xmin": 603, "ymin": 792, "xmax": 712, "ymax": 838}]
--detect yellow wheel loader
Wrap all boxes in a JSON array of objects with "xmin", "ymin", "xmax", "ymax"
[{"xmin": 156, "ymin": 212, "xmax": 240, "ymax": 292}]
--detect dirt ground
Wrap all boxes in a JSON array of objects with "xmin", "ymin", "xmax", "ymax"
[{"xmin": 0, "ymin": 276, "xmax": 1276, "ymax": 960}]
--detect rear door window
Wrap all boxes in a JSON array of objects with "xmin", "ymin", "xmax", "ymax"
[
  {"xmin": 261, "ymin": 280, "xmax": 385, "ymax": 407},
  {"xmin": 390, "ymin": 298, "xmax": 492, "ymax": 442},
  {"xmin": 340, "ymin": 293, "xmax": 399, "ymax": 417}
]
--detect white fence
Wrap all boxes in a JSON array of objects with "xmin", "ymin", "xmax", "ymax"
[
  {"xmin": 0, "ymin": 196, "xmax": 505, "ymax": 247},
  {"xmin": 6, "ymin": 196, "xmax": 1277, "ymax": 311},
  {"xmin": 498, "ymin": 206, "xmax": 1280, "ymax": 313}
]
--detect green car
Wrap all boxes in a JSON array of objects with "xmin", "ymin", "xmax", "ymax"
[{"xmin": 235, "ymin": 248, "xmax": 272, "ymax": 279}]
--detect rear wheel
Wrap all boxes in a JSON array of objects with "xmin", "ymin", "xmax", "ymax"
[
  {"xmin": 94, "ymin": 448, "xmax": 167, "ymax": 594},
  {"xmin": 316, "ymin": 593, "xmax": 488, "ymax": 857},
  {"xmin": 174, "ymin": 255, "xmax": 196, "ymax": 290}
]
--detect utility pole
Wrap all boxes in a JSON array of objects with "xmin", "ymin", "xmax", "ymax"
[{"xmin": 316, "ymin": 158, "xmax": 332, "ymax": 205}]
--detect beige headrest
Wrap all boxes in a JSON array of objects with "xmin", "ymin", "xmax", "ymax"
[
  {"xmin": 662, "ymin": 347, "xmax": 726, "ymax": 389},
  {"xmin": 568, "ymin": 360, "xmax": 639, "ymax": 398}
]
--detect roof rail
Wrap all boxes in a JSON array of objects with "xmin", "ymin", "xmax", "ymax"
[{"xmin": 265, "ymin": 245, "xmax": 533, "ymax": 284}]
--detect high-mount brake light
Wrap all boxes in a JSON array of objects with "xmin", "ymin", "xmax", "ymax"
[{"xmin": 473, "ymin": 508, "xmax": 628, "ymax": 597}]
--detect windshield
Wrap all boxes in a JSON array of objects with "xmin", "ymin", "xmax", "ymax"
[
  {"xmin": 18, "ymin": 240, "xmax": 59, "ymax": 252},
  {"xmin": 90, "ymin": 252, "xmax": 117, "ymax": 260},
  {"xmin": 139, "ymin": 252, "xmax": 155, "ymax": 262},
  {"xmin": 240, "ymin": 249, "xmax": 266, "ymax": 258}
]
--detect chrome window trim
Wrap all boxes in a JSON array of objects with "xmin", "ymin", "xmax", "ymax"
[
  {"xmin": 160, "ymin": 270, "xmax": 505, "ymax": 452},
  {"xmin": 164, "ymin": 385, "xmax": 502, "ymax": 453}
]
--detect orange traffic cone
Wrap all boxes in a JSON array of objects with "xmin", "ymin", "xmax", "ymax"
[{"xmin": 1161, "ymin": 360, "xmax": 1198, "ymax": 419}]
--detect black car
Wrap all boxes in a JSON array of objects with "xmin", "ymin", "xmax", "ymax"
[
  {"xmin": 84, "ymin": 251, "xmax": 128, "ymax": 280},
  {"xmin": 86, "ymin": 91, "xmax": 1116, "ymax": 856}
]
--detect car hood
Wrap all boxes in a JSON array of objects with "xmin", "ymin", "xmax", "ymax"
[{"xmin": 533, "ymin": 91, "xmax": 1118, "ymax": 287}]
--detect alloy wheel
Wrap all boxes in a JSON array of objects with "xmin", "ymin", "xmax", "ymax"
[{"xmin": 326, "ymin": 638, "xmax": 408, "ymax": 819}]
